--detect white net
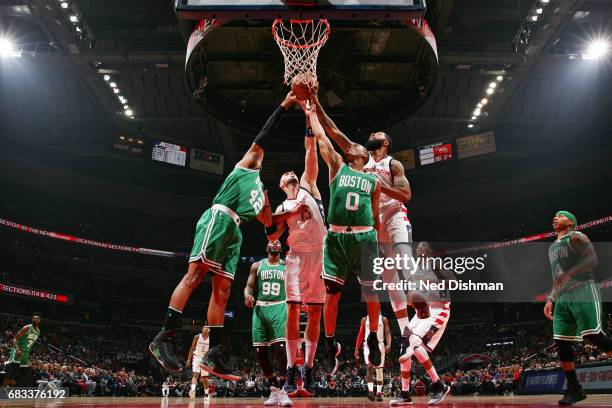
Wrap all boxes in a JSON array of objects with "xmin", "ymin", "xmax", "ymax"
[{"xmin": 272, "ymin": 19, "xmax": 331, "ymax": 87}]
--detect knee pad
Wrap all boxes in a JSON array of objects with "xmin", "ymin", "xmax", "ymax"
[
  {"xmin": 555, "ymin": 340, "xmax": 575, "ymax": 363},
  {"xmin": 413, "ymin": 345, "xmax": 430, "ymax": 364},
  {"xmin": 325, "ymin": 280, "xmax": 343, "ymax": 295},
  {"xmin": 584, "ymin": 332, "xmax": 612, "ymax": 353}
]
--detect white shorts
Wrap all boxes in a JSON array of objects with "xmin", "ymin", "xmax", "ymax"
[
  {"xmin": 378, "ymin": 211, "xmax": 412, "ymax": 248},
  {"xmin": 192, "ymin": 357, "xmax": 209, "ymax": 376},
  {"xmin": 408, "ymin": 303, "xmax": 450, "ymax": 352},
  {"xmin": 285, "ymin": 249, "xmax": 325, "ymax": 305},
  {"xmin": 363, "ymin": 342, "xmax": 386, "ymax": 368}
]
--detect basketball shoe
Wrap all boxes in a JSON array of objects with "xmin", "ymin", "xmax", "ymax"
[
  {"xmin": 390, "ymin": 391, "xmax": 412, "ymax": 405},
  {"xmin": 200, "ymin": 345, "xmax": 240, "ymax": 381},
  {"xmin": 149, "ymin": 330, "xmax": 184, "ymax": 372}
]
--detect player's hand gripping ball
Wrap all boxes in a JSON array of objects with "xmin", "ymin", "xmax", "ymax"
[{"xmin": 291, "ymin": 73, "xmax": 317, "ymax": 101}]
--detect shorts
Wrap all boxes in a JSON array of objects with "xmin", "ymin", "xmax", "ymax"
[
  {"xmin": 189, "ymin": 207, "xmax": 242, "ymax": 280},
  {"xmin": 285, "ymin": 249, "xmax": 326, "ymax": 304},
  {"xmin": 192, "ymin": 357, "xmax": 209, "ymax": 376},
  {"xmin": 8, "ymin": 347, "xmax": 30, "ymax": 367},
  {"xmin": 252, "ymin": 302, "xmax": 287, "ymax": 347},
  {"xmin": 553, "ymin": 282, "xmax": 603, "ymax": 341},
  {"xmin": 408, "ymin": 303, "xmax": 450, "ymax": 352},
  {"xmin": 377, "ymin": 210, "xmax": 412, "ymax": 247},
  {"xmin": 322, "ymin": 229, "xmax": 379, "ymax": 286},
  {"xmin": 364, "ymin": 342, "xmax": 386, "ymax": 368}
]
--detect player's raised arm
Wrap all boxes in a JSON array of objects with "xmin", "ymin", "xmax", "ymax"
[
  {"xmin": 380, "ymin": 159, "xmax": 412, "ymax": 204},
  {"xmin": 244, "ymin": 262, "xmax": 259, "ymax": 308},
  {"xmin": 300, "ymin": 100, "xmax": 342, "ymax": 179},
  {"xmin": 312, "ymin": 90, "xmax": 354, "ymax": 154},
  {"xmin": 236, "ymin": 92, "xmax": 297, "ymax": 170},
  {"xmin": 371, "ymin": 180, "xmax": 381, "ymax": 232},
  {"xmin": 301, "ymin": 116, "xmax": 321, "ymax": 199}
]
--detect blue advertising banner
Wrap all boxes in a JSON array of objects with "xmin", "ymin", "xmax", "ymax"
[{"xmin": 521, "ymin": 369, "xmax": 565, "ymax": 394}]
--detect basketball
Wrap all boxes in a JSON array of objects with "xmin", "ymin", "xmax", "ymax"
[{"xmin": 291, "ymin": 73, "xmax": 316, "ymax": 100}]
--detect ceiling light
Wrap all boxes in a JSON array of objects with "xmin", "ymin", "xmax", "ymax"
[
  {"xmin": 471, "ymin": 116, "xmax": 477, "ymax": 120},
  {"xmin": 496, "ymin": 75, "xmax": 504, "ymax": 81},
  {"xmin": 531, "ymin": 15, "xmax": 538, "ymax": 21},
  {"xmin": 60, "ymin": 2, "xmax": 69, "ymax": 9},
  {"xmin": 125, "ymin": 109, "xmax": 133, "ymax": 116},
  {"xmin": 489, "ymin": 82, "xmax": 497, "ymax": 89},
  {"xmin": 114, "ymin": 88, "xmax": 120, "ymax": 94},
  {"xmin": 467, "ymin": 124, "xmax": 474, "ymax": 128},
  {"xmin": 123, "ymin": 105, "xmax": 129, "ymax": 110},
  {"xmin": 0, "ymin": 38, "xmax": 13, "ymax": 56},
  {"xmin": 103, "ymin": 75, "xmax": 110, "ymax": 81},
  {"xmin": 541, "ymin": 0, "xmax": 549, "ymax": 3},
  {"xmin": 474, "ymin": 109, "xmax": 481, "ymax": 116},
  {"xmin": 109, "ymin": 82, "xmax": 117, "ymax": 88},
  {"xmin": 69, "ymin": 15, "xmax": 78, "ymax": 23},
  {"xmin": 486, "ymin": 88, "xmax": 495, "ymax": 95},
  {"xmin": 477, "ymin": 103, "xmax": 483, "ymax": 108},
  {"xmin": 583, "ymin": 39, "xmax": 610, "ymax": 60},
  {"xmin": 536, "ymin": 8, "xmax": 543, "ymax": 14},
  {"xmin": 481, "ymin": 98, "xmax": 488, "ymax": 104}
]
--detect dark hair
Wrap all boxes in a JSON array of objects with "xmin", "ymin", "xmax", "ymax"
[{"xmin": 383, "ymin": 132, "xmax": 393, "ymax": 151}]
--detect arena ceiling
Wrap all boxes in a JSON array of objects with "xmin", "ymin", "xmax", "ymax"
[{"xmin": 1, "ymin": 0, "xmax": 611, "ymax": 194}]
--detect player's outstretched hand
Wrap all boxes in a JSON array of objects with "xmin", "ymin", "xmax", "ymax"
[
  {"xmin": 543, "ymin": 300, "xmax": 553, "ymax": 320},
  {"xmin": 245, "ymin": 294, "xmax": 255, "ymax": 308},
  {"xmin": 281, "ymin": 91, "xmax": 298, "ymax": 110}
]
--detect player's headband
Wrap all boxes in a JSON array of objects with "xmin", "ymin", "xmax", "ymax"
[{"xmin": 556, "ymin": 210, "xmax": 577, "ymax": 230}]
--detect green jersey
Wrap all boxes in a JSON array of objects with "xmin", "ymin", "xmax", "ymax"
[
  {"xmin": 328, "ymin": 164, "xmax": 376, "ymax": 227},
  {"xmin": 213, "ymin": 166, "xmax": 265, "ymax": 222},
  {"xmin": 9, "ymin": 324, "xmax": 39, "ymax": 365},
  {"xmin": 256, "ymin": 259, "xmax": 286, "ymax": 302},
  {"xmin": 548, "ymin": 231, "xmax": 594, "ymax": 289}
]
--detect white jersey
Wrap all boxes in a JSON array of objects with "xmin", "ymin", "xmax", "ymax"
[
  {"xmin": 282, "ymin": 188, "xmax": 326, "ymax": 251},
  {"xmin": 194, "ymin": 333, "xmax": 210, "ymax": 359},
  {"xmin": 364, "ymin": 315, "xmax": 384, "ymax": 343},
  {"xmin": 364, "ymin": 154, "xmax": 410, "ymax": 224},
  {"xmin": 414, "ymin": 264, "xmax": 451, "ymax": 308}
]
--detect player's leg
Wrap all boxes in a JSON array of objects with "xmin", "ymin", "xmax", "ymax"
[
  {"xmin": 303, "ymin": 304, "xmax": 322, "ymax": 393},
  {"xmin": 201, "ymin": 374, "xmax": 210, "ymax": 400},
  {"xmin": 390, "ymin": 355, "xmax": 413, "ymax": 406},
  {"xmin": 578, "ymin": 283, "xmax": 612, "ymax": 356},
  {"xmin": 366, "ymin": 364, "xmax": 375, "ymax": 401},
  {"xmin": 322, "ymin": 232, "xmax": 347, "ymax": 375},
  {"xmin": 357, "ymin": 229, "xmax": 382, "ymax": 367},
  {"xmin": 189, "ymin": 372, "xmax": 200, "ymax": 399},
  {"xmin": 284, "ymin": 302, "xmax": 301, "ymax": 393},
  {"xmin": 375, "ymin": 366, "xmax": 384, "ymax": 401}
]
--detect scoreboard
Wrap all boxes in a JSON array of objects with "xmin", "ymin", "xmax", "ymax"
[
  {"xmin": 152, "ymin": 140, "xmax": 188, "ymax": 167},
  {"xmin": 417, "ymin": 141, "xmax": 453, "ymax": 166}
]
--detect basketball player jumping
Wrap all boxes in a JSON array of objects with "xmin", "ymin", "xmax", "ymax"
[
  {"xmin": 149, "ymin": 92, "xmax": 300, "ymax": 378},
  {"xmin": 186, "ymin": 326, "xmax": 211, "ymax": 401},
  {"xmin": 2, "ymin": 314, "xmax": 41, "ymax": 387},
  {"xmin": 544, "ymin": 211, "xmax": 612, "ymax": 405},
  {"xmin": 391, "ymin": 242, "xmax": 453, "ymax": 406},
  {"xmin": 355, "ymin": 314, "xmax": 391, "ymax": 402},
  {"xmin": 298, "ymin": 98, "xmax": 383, "ymax": 375},
  {"xmin": 267, "ymin": 116, "xmax": 327, "ymax": 394},
  {"xmin": 363, "ymin": 132, "xmax": 414, "ymax": 335},
  {"xmin": 245, "ymin": 240, "xmax": 292, "ymax": 407}
]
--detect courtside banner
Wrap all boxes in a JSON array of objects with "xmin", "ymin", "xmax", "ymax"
[
  {"xmin": 0, "ymin": 282, "xmax": 72, "ymax": 305},
  {"xmin": 577, "ymin": 363, "xmax": 612, "ymax": 391},
  {"xmin": 521, "ymin": 368, "xmax": 565, "ymax": 394}
]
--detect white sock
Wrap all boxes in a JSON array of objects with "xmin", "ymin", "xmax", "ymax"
[
  {"xmin": 304, "ymin": 337, "xmax": 318, "ymax": 368},
  {"xmin": 426, "ymin": 366, "xmax": 440, "ymax": 383},
  {"xmin": 414, "ymin": 346, "xmax": 440, "ymax": 383},
  {"xmin": 367, "ymin": 382, "xmax": 374, "ymax": 392},
  {"xmin": 204, "ymin": 386, "xmax": 209, "ymax": 395},
  {"xmin": 376, "ymin": 383, "xmax": 382, "ymax": 394},
  {"xmin": 400, "ymin": 359, "xmax": 412, "ymax": 392},
  {"xmin": 191, "ymin": 384, "xmax": 196, "ymax": 391},
  {"xmin": 397, "ymin": 317, "xmax": 410, "ymax": 334},
  {"xmin": 286, "ymin": 339, "xmax": 299, "ymax": 368}
]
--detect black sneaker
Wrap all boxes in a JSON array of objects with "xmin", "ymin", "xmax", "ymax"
[
  {"xmin": 283, "ymin": 366, "xmax": 298, "ymax": 394},
  {"xmin": 302, "ymin": 366, "xmax": 315, "ymax": 395},
  {"xmin": 200, "ymin": 345, "xmax": 240, "ymax": 381},
  {"xmin": 559, "ymin": 387, "xmax": 587, "ymax": 405},
  {"xmin": 325, "ymin": 341, "xmax": 341, "ymax": 375},
  {"xmin": 367, "ymin": 391, "xmax": 376, "ymax": 401},
  {"xmin": 149, "ymin": 329, "xmax": 184, "ymax": 372},
  {"xmin": 366, "ymin": 332, "xmax": 381, "ymax": 367},
  {"xmin": 428, "ymin": 381, "xmax": 450, "ymax": 405},
  {"xmin": 390, "ymin": 391, "xmax": 413, "ymax": 405},
  {"xmin": 376, "ymin": 392, "xmax": 384, "ymax": 402}
]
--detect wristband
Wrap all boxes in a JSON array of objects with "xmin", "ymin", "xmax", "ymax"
[{"xmin": 305, "ymin": 127, "xmax": 314, "ymax": 137}]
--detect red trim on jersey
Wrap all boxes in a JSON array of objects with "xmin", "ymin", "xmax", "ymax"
[{"xmin": 435, "ymin": 318, "xmax": 445, "ymax": 325}]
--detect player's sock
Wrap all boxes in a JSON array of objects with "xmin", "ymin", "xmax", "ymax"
[
  {"xmin": 304, "ymin": 337, "xmax": 317, "ymax": 368},
  {"xmin": 162, "ymin": 307, "xmax": 182, "ymax": 330},
  {"xmin": 367, "ymin": 382, "xmax": 374, "ymax": 393},
  {"xmin": 414, "ymin": 346, "xmax": 440, "ymax": 382},
  {"xmin": 191, "ymin": 384, "xmax": 196, "ymax": 391},
  {"xmin": 208, "ymin": 326, "xmax": 224, "ymax": 346},
  {"xmin": 564, "ymin": 369, "xmax": 581, "ymax": 390},
  {"xmin": 376, "ymin": 383, "xmax": 382, "ymax": 395},
  {"xmin": 286, "ymin": 339, "xmax": 299, "ymax": 368},
  {"xmin": 400, "ymin": 359, "xmax": 412, "ymax": 391}
]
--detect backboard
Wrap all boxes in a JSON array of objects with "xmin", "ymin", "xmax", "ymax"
[{"xmin": 175, "ymin": 0, "xmax": 426, "ymax": 20}]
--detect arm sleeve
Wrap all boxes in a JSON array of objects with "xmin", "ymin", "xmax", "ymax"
[{"xmin": 254, "ymin": 105, "xmax": 286, "ymax": 148}]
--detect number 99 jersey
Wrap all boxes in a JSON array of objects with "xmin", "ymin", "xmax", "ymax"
[
  {"xmin": 256, "ymin": 259, "xmax": 286, "ymax": 302},
  {"xmin": 252, "ymin": 259, "xmax": 287, "ymax": 347}
]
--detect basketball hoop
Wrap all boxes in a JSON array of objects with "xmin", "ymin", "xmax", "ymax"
[{"xmin": 272, "ymin": 18, "xmax": 330, "ymax": 87}]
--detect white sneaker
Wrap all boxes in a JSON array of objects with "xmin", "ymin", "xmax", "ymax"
[
  {"xmin": 264, "ymin": 386, "xmax": 280, "ymax": 406},
  {"xmin": 203, "ymin": 394, "xmax": 211, "ymax": 403},
  {"xmin": 277, "ymin": 389, "xmax": 293, "ymax": 407},
  {"xmin": 189, "ymin": 389, "xmax": 196, "ymax": 399}
]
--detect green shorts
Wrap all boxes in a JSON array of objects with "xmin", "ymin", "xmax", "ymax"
[
  {"xmin": 322, "ymin": 229, "xmax": 379, "ymax": 286},
  {"xmin": 553, "ymin": 281, "xmax": 603, "ymax": 341},
  {"xmin": 252, "ymin": 302, "xmax": 287, "ymax": 347},
  {"xmin": 8, "ymin": 347, "xmax": 30, "ymax": 367},
  {"xmin": 189, "ymin": 207, "xmax": 242, "ymax": 280}
]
